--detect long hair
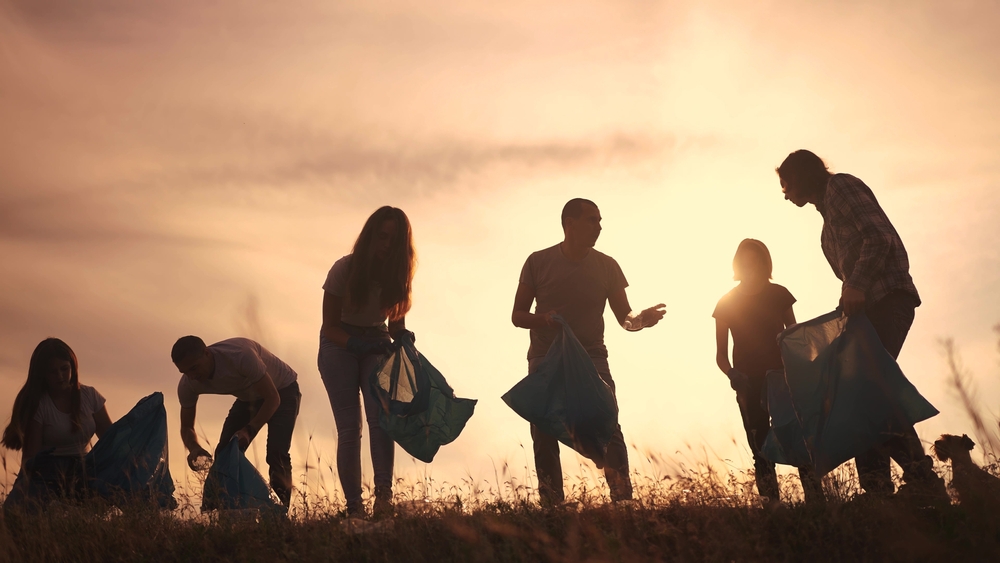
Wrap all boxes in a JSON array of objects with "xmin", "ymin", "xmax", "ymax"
[
  {"xmin": 2, "ymin": 338, "xmax": 82, "ymax": 451},
  {"xmin": 346, "ymin": 206, "xmax": 416, "ymax": 322},
  {"xmin": 733, "ymin": 239, "xmax": 773, "ymax": 281}
]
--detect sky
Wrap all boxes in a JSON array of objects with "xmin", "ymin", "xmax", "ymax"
[{"xmin": 2, "ymin": 0, "xmax": 999, "ymax": 504}]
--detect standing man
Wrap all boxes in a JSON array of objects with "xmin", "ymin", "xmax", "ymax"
[
  {"xmin": 511, "ymin": 198, "xmax": 666, "ymax": 506},
  {"xmin": 171, "ymin": 336, "xmax": 301, "ymax": 506},
  {"xmin": 776, "ymin": 149, "xmax": 946, "ymax": 500}
]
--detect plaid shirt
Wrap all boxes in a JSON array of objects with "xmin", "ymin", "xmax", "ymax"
[{"xmin": 817, "ymin": 173, "xmax": 920, "ymax": 306}]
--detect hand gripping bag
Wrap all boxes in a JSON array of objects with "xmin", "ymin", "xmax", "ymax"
[
  {"xmin": 201, "ymin": 436, "xmax": 285, "ymax": 513},
  {"xmin": 501, "ymin": 316, "xmax": 618, "ymax": 467},
  {"xmin": 87, "ymin": 392, "xmax": 177, "ymax": 509},
  {"xmin": 369, "ymin": 340, "xmax": 477, "ymax": 463},
  {"xmin": 761, "ymin": 310, "xmax": 938, "ymax": 474}
]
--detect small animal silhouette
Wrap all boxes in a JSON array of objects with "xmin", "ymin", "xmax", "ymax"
[{"xmin": 933, "ymin": 434, "xmax": 1000, "ymax": 511}]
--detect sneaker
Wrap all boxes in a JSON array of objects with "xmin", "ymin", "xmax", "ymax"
[{"xmin": 372, "ymin": 495, "xmax": 394, "ymax": 520}]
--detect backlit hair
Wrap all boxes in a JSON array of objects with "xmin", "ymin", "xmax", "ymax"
[
  {"xmin": 732, "ymin": 239, "xmax": 773, "ymax": 281},
  {"xmin": 775, "ymin": 149, "xmax": 831, "ymax": 195},
  {"xmin": 347, "ymin": 206, "xmax": 416, "ymax": 322},
  {"xmin": 2, "ymin": 338, "xmax": 82, "ymax": 451},
  {"xmin": 561, "ymin": 198, "xmax": 598, "ymax": 228}
]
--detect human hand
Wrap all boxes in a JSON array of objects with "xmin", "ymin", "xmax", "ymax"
[
  {"xmin": 391, "ymin": 329, "xmax": 416, "ymax": 345},
  {"xmin": 640, "ymin": 304, "xmax": 667, "ymax": 327},
  {"xmin": 840, "ymin": 287, "xmax": 866, "ymax": 316},
  {"xmin": 235, "ymin": 427, "xmax": 252, "ymax": 450},
  {"xmin": 727, "ymin": 368, "xmax": 748, "ymax": 394},
  {"xmin": 187, "ymin": 448, "xmax": 212, "ymax": 471},
  {"xmin": 539, "ymin": 310, "xmax": 559, "ymax": 329}
]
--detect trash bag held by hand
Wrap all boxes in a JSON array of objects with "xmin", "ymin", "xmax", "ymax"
[
  {"xmin": 762, "ymin": 310, "xmax": 938, "ymax": 474},
  {"xmin": 501, "ymin": 315, "xmax": 618, "ymax": 467},
  {"xmin": 369, "ymin": 340, "xmax": 477, "ymax": 463},
  {"xmin": 87, "ymin": 391, "xmax": 177, "ymax": 509},
  {"xmin": 202, "ymin": 437, "xmax": 285, "ymax": 513}
]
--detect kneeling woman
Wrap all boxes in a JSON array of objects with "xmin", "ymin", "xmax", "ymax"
[
  {"xmin": 2, "ymin": 338, "xmax": 112, "ymax": 502},
  {"xmin": 318, "ymin": 206, "xmax": 416, "ymax": 517}
]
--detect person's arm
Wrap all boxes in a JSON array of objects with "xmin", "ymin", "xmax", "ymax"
[
  {"xmin": 22, "ymin": 419, "xmax": 44, "ymax": 461},
  {"xmin": 511, "ymin": 282, "xmax": 557, "ymax": 329},
  {"xmin": 321, "ymin": 292, "xmax": 351, "ymax": 347},
  {"xmin": 180, "ymin": 404, "xmax": 211, "ymax": 469},
  {"xmin": 782, "ymin": 306, "xmax": 796, "ymax": 329},
  {"xmin": 715, "ymin": 318, "xmax": 733, "ymax": 375},
  {"xmin": 607, "ymin": 287, "xmax": 666, "ymax": 331},
  {"xmin": 829, "ymin": 177, "xmax": 893, "ymax": 315},
  {"xmin": 233, "ymin": 373, "xmax": 280, "ymax": 450},
  {"xmin": 93, "ymin": 406, "xmax": 112, "ymax": 439}
]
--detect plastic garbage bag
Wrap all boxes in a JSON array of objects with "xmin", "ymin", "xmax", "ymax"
[
  {"xmin": 370, "ymin": 340, "xmax": 477, "ymax": 463},
  {"xmin": 3, "ymin": 451, "xmax": 90, "ymax": 513},
  {"xmin": 762, "ymin": 310, "xmax": 938, "ymax": 474},
  {"xmin": 501, "ymin": 315, "xmax": 618, "ymax": 467},
  {"xmin": 87, "ymin": 392, "xmax": 177, "ymax": 509},
  {"xmin": 202, "ymin": 437, "xmax": 285, "ymax": 513}
]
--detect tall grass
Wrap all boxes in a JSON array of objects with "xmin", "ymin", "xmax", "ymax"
[{"xmin": 2, "ymin": 330, "xmax": 999, "ymax": 562}]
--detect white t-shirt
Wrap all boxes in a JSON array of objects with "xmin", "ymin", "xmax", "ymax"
[
  {"xmin": 33, "ymin": 385, "xmax": 106, "ymax": 457},
  {"xmin": 323, "ymin": 254, "xmax": 387, "ymax": 327},
  {"xmin": 177, "ymin": 337, "xmax": 298, "ymax": 408}
]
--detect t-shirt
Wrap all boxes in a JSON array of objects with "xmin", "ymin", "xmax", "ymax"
[
  {"xmin": 323, "ymin": 254, "xmax": 387, "ymax": 327},
  {"xmin": 519, "ymin": 244, "xmax": 629, "ymax": 360},
  {"xmin": 712, "ymin": 283, "xmax": 796, "ymax": 377},
  {"xmin": 177, "ymin": 338, "xmax": 298, "ymax": 408},
  {"xmin": 33, "ymin": 385, "xmax": 106, "ymax": 457}
]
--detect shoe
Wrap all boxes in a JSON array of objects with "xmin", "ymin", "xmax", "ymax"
[{"xmin": 373, "ymin": 494, "xmax": 394, "ymax": 520}]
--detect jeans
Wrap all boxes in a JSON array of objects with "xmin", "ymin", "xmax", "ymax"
[
  {"xmin": 529, "ymin": 355, "xmax": 632, "ymax": 505},
  {"xmin": 217, "ymin": 381, "xmax": 301, "ymax": 506},
  {"xmin": 853, "ymin": 290, "xmax": 937, "ymax": 494},
  {"xmin": 738, "ymin": 373, "xmax": 824, "ymax": 503},
  {"xmin": 318, "ymin": 332, "xmax": 394, "ymax": 513}
]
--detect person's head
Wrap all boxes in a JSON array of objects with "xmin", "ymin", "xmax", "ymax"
[
  {"xmin": 733, "ymin": 239, "xmax": 773, "ymax": 282},
  {"xmin": 561, "ymin": 198, "xmax": 601, "ymax": 247},
  {"xmin": 776, "ymin": 150, "xmax": 832, "ymax": 207},
  {"xmin": 348, "ymin": 206, "xmax": 416, "ymax": 322},
  {"xmin": 171, "ymin": 336, "xmax": 214, "ymax": 381},
  {"xmin": 2, "ymin": 338, "xmax": 82, "ymax": 451}
]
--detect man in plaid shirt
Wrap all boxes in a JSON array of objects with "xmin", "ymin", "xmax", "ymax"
[{"xmin": 776, "ymin": 149, "xmax": 947, "ymax": 503}]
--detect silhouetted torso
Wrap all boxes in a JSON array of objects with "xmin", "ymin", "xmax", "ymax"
[{"xmin": 713, "ymin": 283, "xmax": 795, "ymax": 377}]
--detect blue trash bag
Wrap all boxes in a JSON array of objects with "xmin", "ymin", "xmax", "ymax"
[
  {"xmin": 761, "ymin": 310, "xmax": 938, "ymax": 474},
  {"xmin": 201, "ymin": 436, "xmax": 285, "ymax": 513},
  {"xmin": 87, "ymin": 392, "xmax": 177, "ymax": 509},
  {"xmin": 3, "ymin": 451, "xmax": 90, "ymax": 512},
  {"xmin": 370, "ymin": 340, "xmax": 477, "ymax": 463},
  {"xmin": 501, "ymin": 315, "xmax": 618, "ymax": 467}
]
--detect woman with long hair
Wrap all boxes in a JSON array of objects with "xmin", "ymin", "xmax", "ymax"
[
  {"xmin": 712, "ymin": 239, "xmax": 824, "ymax": 504},
  {"xmin": 318, "ymin": 206, "xmax": 416, "ymax": 518},
  {"xmin": 2, "ymin": 338, "xmax": 112, "ymax": 500}
]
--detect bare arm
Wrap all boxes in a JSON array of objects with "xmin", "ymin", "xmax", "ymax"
[
  {"xmin": 608, "ymin": 288, "xmax": 666, "ymax": 331},
  {"xmin": 93, "ymin": 406, "xmax": 112, "ymax": 439},
  {"xmin": 22, "ymin": 419, "xmax": 44, "ymax": 461},
  {"xmin": 511, "ymin": 282, "xmax": 556, "ymax": 329},
  {"xmin": 180, "ymin": 405, "xmax": 208, "ymax": 457},
  {"xmin": 715, "ymin": 318, "xmax": 733, "ymax": 376},
  {"xmin": 782, "ymin": 306, "xmax": 796, "ymax": 329}
]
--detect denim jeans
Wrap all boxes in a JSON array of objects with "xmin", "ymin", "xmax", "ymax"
[
  {"xmin": 217, "ymin": 380, "xmax": 301, "ymax": 506},
  {"xmin": 853, "ymin": 291, "xmax": 937, "ymax": 494},
  {"xmin": 528, "ymin": 355, "xmax": 632, "ymax": 505},
  {"xmin": 318, "ymin": 332, "xmax": 394, "ymax": 513}
]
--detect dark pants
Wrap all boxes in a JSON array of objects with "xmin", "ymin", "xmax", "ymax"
[
  {"xmin": 853, "ymin": 291, "xmax": 937, "ymax": 494},
  {"xmin": 529, "ymin": 355, "xmax": 632, "ymax": 505},
  {"xmin": 217, "ymin": 381, "xmax": 301, "ymax": 506},
  {"xmin": 738, "ymin": 374, "xmax": 825, "ymax": 503}
]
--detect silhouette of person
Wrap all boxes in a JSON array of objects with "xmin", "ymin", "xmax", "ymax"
[
  {"xmin": 317, "ymin": 206, "xmax": 416, "ymax": 518},
  {"xmin": 2, "ymin": 338, "xmax": 112, "ymax": 502},
  {"xmin": 171, "ymin": 335, "xmax": 300, "ymax": 506},
  {"xmin": 512, "ymin": 198, "xmax": 665, "ymax": 506},
  {"xmin": 713, "ymin": 239, "xmax": 824, "ymax": 504},
  {"xmin": 776, "ymin": 149, "xmax": 947, "ymax": 501}
]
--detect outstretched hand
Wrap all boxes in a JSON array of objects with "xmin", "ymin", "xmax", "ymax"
[{"xmin": 640, "ymin": 304, "xmax": 667, "ymax": 327}]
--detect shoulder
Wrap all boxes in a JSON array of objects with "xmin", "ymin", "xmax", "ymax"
[
  {"xmin": 79, "ymin": 385, "xmax": 106, "ymax": 410},
  {"xmin": 33, "ymin": 394, "xmax": 55, "ymax": 422},
  {"xmin": 713, "ymin": 287, "xmax": 740, "ymax": 318},
  {"xmin": 827, "ymin": 173, "xmax": 874, "ymax": 200},
  {"xmin": 528, "ymin": 244, "xmax": 560, "ymax": 261},
  {"xmin": 332, "ymin": 254, "xmax": 352, "ymax": 271},
  {"xmin": 213, "ymin": 337, "xmax": 256, "ymax": 351},
  {"xmin": 768, "ymin": 283, "xmax": 796, "ymax": 304}
]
